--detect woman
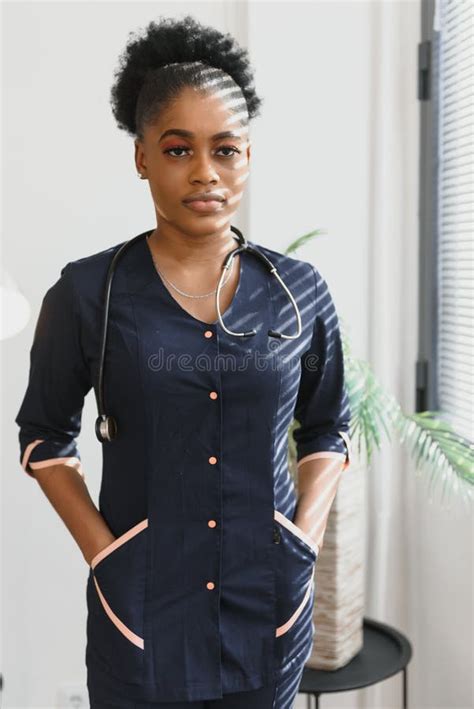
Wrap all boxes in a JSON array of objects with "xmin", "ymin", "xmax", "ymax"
[{"xmin": 15, "ymin": 15, "xmax": 351, "ymax": 709}]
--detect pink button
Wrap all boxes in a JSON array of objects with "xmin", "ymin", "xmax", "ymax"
[
  {"xmin": 208, "ymin": 520, "xmax": 217, "ymax": 528},
  {"xmin": 209, "ymin": 456, "xmax": 217, "ymax": 465},
  {"xmin": 204, "ymin": 330, "xmax": 213, "ymax": 338},
  {"xmin": 206, "ymin": 582, "xmax": 215, "ymax": 590},
  {"xmin": 209, "ymin": 391, "xmax": 218, "ymax": 400}
]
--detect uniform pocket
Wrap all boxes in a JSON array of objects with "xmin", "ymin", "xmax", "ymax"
[
  {"xmin": 273, "ymin": 509, "xmax": 317, "ymax": 669},
  {"xmin": 273, "ymin": 509, "xmax": 319, "ymax": 559},
  {"xmin": 86, "ymin": 518, "xmax": 148, "ymax": 684}
]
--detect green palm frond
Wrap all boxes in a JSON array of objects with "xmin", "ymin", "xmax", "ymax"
[
  {"xmin": 344, "ymin": 354, "xmax": 397, "ymax": 462},
  {"xmin": 286, "ymin": 229, "xmax": 474, "ymax": 502},
  {"xmin": 395, "ymin": 411, "xmax": 474, "ymax": 505},
  {"xmin": 340, "ymin": 317, "xmax": 400, "ymax": 463},
  {"xmin": 284, "ymin": 230, "xmax": 327, "ymax": 256}
]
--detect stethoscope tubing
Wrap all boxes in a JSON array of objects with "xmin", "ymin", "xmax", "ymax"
[{"xmin": 95, "ymin": 225, "xmax": 302, "ymax": 443}]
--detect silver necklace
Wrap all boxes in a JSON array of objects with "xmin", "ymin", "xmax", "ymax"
[{"xmin": 147, "ymin": 235, "xmax": 234, "ymax": 299}]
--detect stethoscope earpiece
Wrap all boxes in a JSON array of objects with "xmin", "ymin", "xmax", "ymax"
[{"xmin": 95, "ymin": 225, "xmax": 302, "ymax": 444}]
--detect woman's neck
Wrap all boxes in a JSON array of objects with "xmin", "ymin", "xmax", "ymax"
[{"xmin": 147, "ymin": 226, "xmax": 237, "ymax": 266}]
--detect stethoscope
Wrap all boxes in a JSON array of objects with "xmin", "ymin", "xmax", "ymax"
[{"xmin": 95, "ymin": 224, "xmax": 302, "ymax": 443}]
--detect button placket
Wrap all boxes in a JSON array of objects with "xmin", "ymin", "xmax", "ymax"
[{"xmin": 202, "ymin": 326, "xmax": 219, "ymax": 595}]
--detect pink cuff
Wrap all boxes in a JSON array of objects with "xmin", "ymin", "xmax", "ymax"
[
  {"xmin": 297, "ymin": 430, "xmax": 352, "ymax": 470},
  {"xmin": 22, "ymin": 440, "xmax": 84, "ymax": 479}
]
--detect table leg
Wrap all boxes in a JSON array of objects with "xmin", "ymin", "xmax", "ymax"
[{"xmin": 403, "ymin": 667, "xmax": 408, "ymax": 708}]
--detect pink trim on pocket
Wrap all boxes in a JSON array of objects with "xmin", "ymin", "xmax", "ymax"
[
  {"xmin": 92, "ymin": 575, "xmax": 144, "ymax": 650},
  {"xmin": 274, "ymin": 510, "xmax": 319, "ymax": 556},
  {"xmin": 275, "ymin": 566, "xmax": 315, "ymax": 637},
  {"xmin": 90, "ymin": 518, "xmax": 149, "ymax": 570}
]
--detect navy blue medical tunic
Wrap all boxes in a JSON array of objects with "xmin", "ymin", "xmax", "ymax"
[{"xmin": 15, "ymin": 229, "xmax": 351, "ymax": 704}]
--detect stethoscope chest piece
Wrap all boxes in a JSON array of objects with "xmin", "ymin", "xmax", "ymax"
[{"xmin": 95, "ymin": 414, "xmax": 118, "ymax": 443}]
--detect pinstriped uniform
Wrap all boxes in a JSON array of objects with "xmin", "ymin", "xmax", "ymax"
[{"xmin": 15, "ymin": 230, "xmax": 351, "ymax": 708}]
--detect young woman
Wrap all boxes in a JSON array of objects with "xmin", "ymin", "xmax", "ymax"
[{"xmin": 15, "ymin": 15, "xmax": 351, "ymax": 709}]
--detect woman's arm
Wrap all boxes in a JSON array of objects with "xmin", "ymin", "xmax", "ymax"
[
  {"xmin": 293, "ymin": 457, "xmax": 345, "ymax": 552},
  {"xmin": 32, "ymin": 462, "xmax": 116, "ymax": 566},
  {"xmin": 291, "ymin": 264, "xmax": 352, "ymax": 551},
  {"xmin": 15, "ymin": 262, "xmax": 115, "ymax": 566}
]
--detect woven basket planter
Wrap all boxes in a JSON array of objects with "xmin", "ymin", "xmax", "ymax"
[{"xmin": 304, "ymin": 456, "xmax": 365, "ymax": 670}]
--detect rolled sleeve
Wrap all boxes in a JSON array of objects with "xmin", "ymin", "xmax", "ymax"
[
  {"xmin": 15, "ymin": 262, "xmax": 92, "ymax": 479},
  {"xmin": 292, "ymin": 266, "xmax": 352, "ymax": 470}
]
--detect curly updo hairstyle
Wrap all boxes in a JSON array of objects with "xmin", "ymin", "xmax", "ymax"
[{"xmin": 110, "ymin": 15, "xmax": 264, "ymax": 141}]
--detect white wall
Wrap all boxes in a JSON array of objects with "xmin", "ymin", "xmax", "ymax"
[{"xmin": 247, "ymin": 0, "xmax": 368, "ymax": 359}]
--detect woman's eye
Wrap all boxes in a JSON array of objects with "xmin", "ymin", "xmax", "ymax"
[
  {"xmin": 164, "ymin": 146, "xmax": 189, "ymax": 157},
  {"xmin": 216, "ymin": 146, "xmax": 241, "ymax": 157},
  {"xmin": 164, "ymin": 145, "xmax": 241, "ymax": 158}
]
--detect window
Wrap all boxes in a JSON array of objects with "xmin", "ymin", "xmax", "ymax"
[{"xmin": 417, "ymin": 0, "xmax": 473, "ymax": 442}]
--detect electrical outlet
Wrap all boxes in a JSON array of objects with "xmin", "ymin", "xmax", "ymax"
[{"xmin": 57, "ymin": 684, "xmax": 89, "ymax": 708}]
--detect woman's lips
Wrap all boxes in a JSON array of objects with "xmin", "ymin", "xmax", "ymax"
[{"xmin": 183, "ymin": 200, "xmax": 225, "ymax": 213}]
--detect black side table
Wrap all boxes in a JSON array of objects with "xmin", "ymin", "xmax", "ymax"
[{"xmin": 299, "ymin": 617, "xmax": 413, "ymax": 708}]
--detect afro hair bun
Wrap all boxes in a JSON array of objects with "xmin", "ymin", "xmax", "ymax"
[{"xmin": 110, "ymin": 14, "xmax": 264, "ymax": 138}]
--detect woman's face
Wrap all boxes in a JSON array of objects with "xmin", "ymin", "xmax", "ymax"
[{"xmin": 134, "ymin": 86, "xmax": 251, "ymax": 237}]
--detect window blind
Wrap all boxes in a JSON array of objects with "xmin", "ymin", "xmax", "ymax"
[{"xmin": 435, "ymin": 0, "xmax": 474, "ymax": 441}]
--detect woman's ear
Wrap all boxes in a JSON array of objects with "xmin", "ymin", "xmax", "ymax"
[{"xmin": 134, "ymin": 138, "xmax": 146, "ymax": 176}]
